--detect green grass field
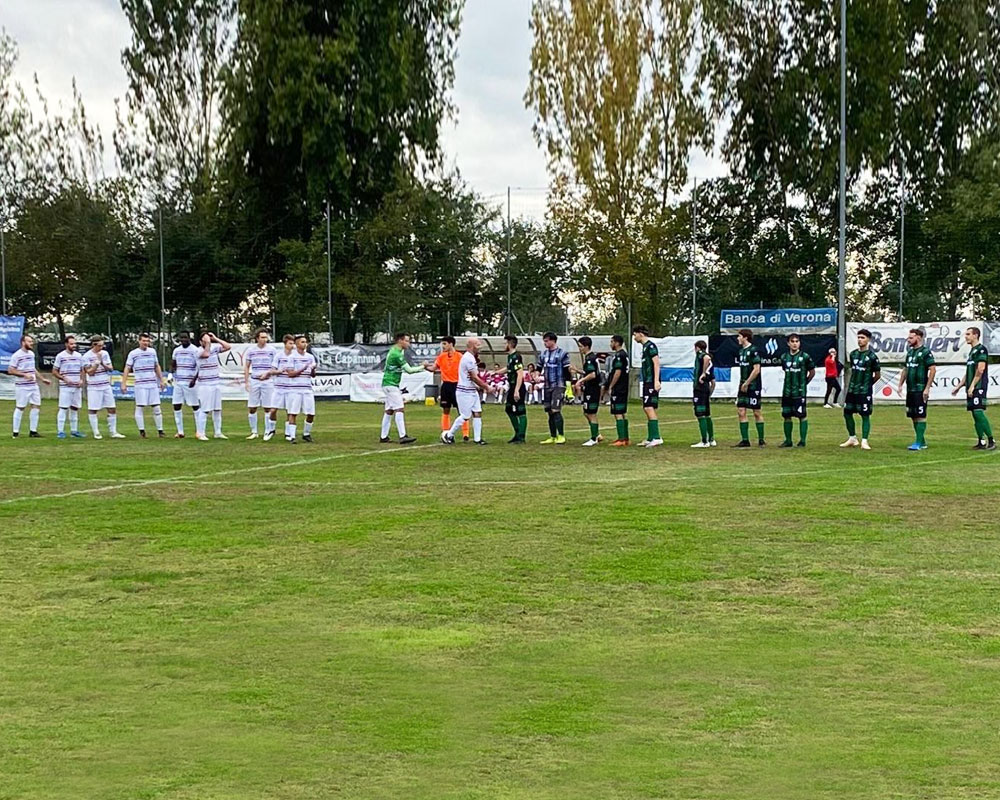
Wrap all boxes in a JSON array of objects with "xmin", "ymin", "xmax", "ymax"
[{"xmin": 2, "ymin": 399, "xmax": 999, "ymax": 799}]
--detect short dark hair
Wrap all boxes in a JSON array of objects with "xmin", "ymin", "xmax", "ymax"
[
  {"xmin": 695, "ymin": 340, "xmax": 707, "ymax": 350},
  {"xmin": 282, "ymin": 334, "xmax": 295, "ymax": 343},
  {"xmin": 255, "ymin": 328, "xmax": 269, "ymax": 340},
  {"xmin": 578, "ymin": 336, "xmax": 592, "ymax": 348},
  {"xmin": 738, "ymin": 328, "xmax": 753, "ymax": 341},
  {"xmin": 504, "ymin": 335, "xmax": 517, "ymax": 346},
  {"xmin": 788, "ymin": 333, "xmax": 800, "ymax": 342},
  {"xmin": 968, "ymin": 326, "xmax": 981, "ymax": 338},
  {"xmin": 295, "ymin": 333, "xmax": 309, "ymax": 341},
  {"xmin": 543, "ymin": 332, "xmax": 557, "ymax": 342},
  {"xmin": 90, "ymin": 335, "xmax": 104, "ymax": 344},
  {"xmin": 631, "ymin": 325, "xmax": 649, "ymax": 335},
  {"xmin": 178, "ymin": 330, "xmax": 191, "ymax": 338},
  {"xmin": 857, "ymin": 328, "xmax": 872, "ymax": 338},
  {"xmin": 139, "ymin": 332, "xmax": 151, "ymax": 339},
  {"xmin": 64, "ymin": 334, "xmax": 76, "ymax": 343},
  {"xmin": 441, "ymin": 335, "xmax": 456, "ymax": 345},
  {"xmin": 909, "ymin": 328, "xmax": 925, "ymax": 338},
  {"xmin": 394, "ymin": 332, "xmax": 410, "ymax": 342},
  {"xmin": 611, "ymin": 334, "xmax": 624, "ymax": 346}
]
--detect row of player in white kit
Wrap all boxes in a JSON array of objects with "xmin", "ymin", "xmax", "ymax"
[{"xmin": 8, "ymin": 330, "xmax": 318, "ymax": 443}]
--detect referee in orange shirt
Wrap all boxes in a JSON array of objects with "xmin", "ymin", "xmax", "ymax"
[{"xmin": 426, "ymin": 336, "xmax": 469, "ymax": 441}]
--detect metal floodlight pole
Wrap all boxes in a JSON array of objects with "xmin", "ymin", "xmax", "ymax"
[
  {"xmin": 691, "ymin": 177, "xmax": 698, "ymax": 335},
  {"xmin": 506, "ymin": 186, "xmax": 512, "ymax": 335},
  {"xmin": 1, "ymin": 223, "xmax": 6, "ymax": 317},
  {"xmin": 158, "ymin": 206, "xmax": 165, "ymax": 360},
  {"xmin": 899, "ymin": 158, "xmax": 905, "ymax": 319},
  {"xmin": 326, "ymin": 199, "xmax": 333, "ymax": 343},
  {"xmin": 837, "ymin": 0, "xmax": 847, "ymax": 361}
]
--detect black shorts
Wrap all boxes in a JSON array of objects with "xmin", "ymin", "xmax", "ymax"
[
  {"xmin": 543, "ymin": 386, "xmax": 565, "ymax": 412},
  {"xmin": 642, "ymin": 384, "xmax": 659, "ymax": 409},
  {"xmin": 844, "ymin": 391, "xmax": 873, "ymax": 417},
  {"xmin": 737, "ymin": 388, "xmax": 762, "ymax": 409},
  {"xmin": 505, "ymin": 386, "xmax": 526, "ymax": 416},
  {"xmin": 583, "ymin": 393, "xmax": 600, "ymax": 415},
  {"xmin": 610, "ymin": 393, "xmax": 628, "ymax": 416},
  {"xmin": 906, "ymin": 391, "xmax": 927, "ymax": 419},
  {"xmin": 439, "ymin": 381, "xmax": 457, "ymax": 409},
  {"xmin": 692, "ymin": 389, "xmax": 711, "ymax": 418},
  {"xmin": 967, "ymin": 388, "xmax": 987, "ymax": 412},
  {"xmin": 781, "ymin": 395, "xmax": 807, "ymax": 419}
]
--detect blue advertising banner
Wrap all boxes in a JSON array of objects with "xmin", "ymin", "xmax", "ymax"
[
  {"xmin": 720, "ymin": 308, "xmax": 837, "ymax": 334},
  {"xmin": 0, "ymin": 315, "xmax": 26, "ymax": 370},
  {"xmin": 661, "ymin": 367, "xmax": 732, "ymax": 383}
]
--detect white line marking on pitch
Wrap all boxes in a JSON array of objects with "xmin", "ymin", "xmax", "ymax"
[{"xmin": 0, "ymin": 443, "xmax": 442, "ymax": 506}]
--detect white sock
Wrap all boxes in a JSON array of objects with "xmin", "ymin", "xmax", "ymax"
[
  {"xmin": 152, "ymin": 406, "xmax": 163, "ymax": 431},
  {"xmin": 89, "ymin": 413, "xmax": 99, "ymax": 435},
  {"xmin": 381, "ymin": 414, "xmax": 392, "ymax": 438},
  {"xmin": 135, "ymin": 407, "xmax": 145, "ymax": 431},
  {"xmin": 57, "ymin": 408, "xmax": 67, "ymax": 433},
  {"xmin": 108, "ymin": 414, "xmax": 118, "ymax": 434},
  {"xmin": 248, "ymin": 413, "xmax": 258, "ymax": 434},
  {"xmin": 304, "ymin": 420, "xmax": 313, "ymax": 435},
  {"xmin": 289, "ymin": 423, "xmax": 297, "ymax": 439},
  {"xmin": 448, "ymin": 415, "xmax": 465, "ymax": 437},
  {"xmin": 29, "ymin": 407, "xmax": 39, "ymax": 432},
  {"xmin": 212, "ymin": 410, "xmax": 222, "ymax": 435},
  {"xmin": 284, "ymin": 421, "xmax": 291, "ymax": 438},
  {"xmin": 473, "ymin": 417, "xmax": 482, "ymax": 442},
  {"xmin": 266, "ymin": 415, "xmax": 275, "ymax": 433},
  {"xmin": 13, "ymin": 407, "xmax": 23, "ymax": 433},
  {"xmin": 394, "ymin": 412, "xmax": 406, "ymax": 437},
  {"xmin": 70, "ymin": 410, "xmax": 78, "ymax": 433},
  {"xmin": 174, "ymin": 409, "xmax": 184, "ymax": 434},
  {"xmin": 196, "ymin": 409, "xmax": 207, "ymax": 436}
]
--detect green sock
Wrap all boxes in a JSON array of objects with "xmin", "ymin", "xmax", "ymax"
[
  {"xmin": 845, "ymin": 413, "xmax": 856, "ymax": 436},
  {"xmin": 698, "ymin": 417, "xmax": 708, "ymax": 442},
  {"xmin": 861, "ymin": 416, "xmax": 871, "ymax": 439},
  {"xmin": 739, "ymin": 421, "xmax": 749, "ymax": 442},
  {"xmin": 916, "ymin": 421, "xmax": 927, "ymax": 445},
  {"xmin": 973, "ymin": 412, "xmax": 984, "ymax": 440},
  {"xmin": 615, "ymin": 418, "xmax": 624, "ymax": 439},
  {"xmin": 756, "ymin": 421, "xmax": 765, "ymax": 443},
  {"xmin": 589, "ymin": 422, "xmax": 599, "ymax": 440},
  {"xmin": 506, "ymin": 410, "xmax": 518, "ymax": 435},
  {"xmin": 783, "ymin": 419, "xmax": 793, "ymax": 444},
  {"xmin": 622, "ymin": 418, "xmax": 629, "ymax": 440},
  {"xmin": 649, "ymin": 419, "xmax": 660, "ymax": 440},
  {"xmin": 799, "ymin": 419, "xmax": 808, "ymax": 443},
  {"xmin": 518, "ymin": 414, "xmax": 527, "ymax": 439},
  {"xmin": 706, "ymin": 417, "xmax": 714, "ymax": 441},
  {"xmin": 981, "ymin": 411, "xmax": 994, "ymax": 440}
]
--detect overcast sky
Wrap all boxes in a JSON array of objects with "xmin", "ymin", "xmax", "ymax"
[{"xmin": 3, "ymin": 0, "xmax": 721, "ymax": 221}]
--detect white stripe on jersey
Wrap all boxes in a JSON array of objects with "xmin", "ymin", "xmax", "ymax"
[
  {"xmin": 246, "ymin": 345, "xmax": 278, "ymax": 379},
  {"xmin": 195, "ymin": 343, "xmax": 223, "ymax": 384},
  {"xmin": 83, "ymin": 350, "xmax": 113, "ymax": 387},
  {"xmin": 54, "ymin": 350, "xmax": 83, "ymax": 381},
  {"xmin": 172, "ymin": 345, "xmax": 200, "ymax": 380},
  {"xmin": 10, "ymin": 349, "xmax": 37, "ymax": 387},
  {"xmin": 289, "ymin": 352, "xmax": 316, "ymax": 390},
  {"xmin": 125, "ymin": 348, "xmax": 160, "ymax": 385},
  {"xmin": 457, "ymin": 351, "xmax": 478, "ymax": 391},
  {"xmin": 273, "ymin": 350, "xmax": 295, "ymax": 390}
]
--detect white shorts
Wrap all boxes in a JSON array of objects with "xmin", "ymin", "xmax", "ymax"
[
  {"xmin": 248, "ymin": 379, "xmax": 274, "ymax": 408},
  {"xmin": 456, "ymin": 389, "xmax": 482, "ymax": 419},
  {"xmin": 87, "ymin": 386, "xmax": 116, "ymax": 411},
  {"xmin": 58, "ymin": 386, "xmax": 83, "ymax": 408},
  {"xmin": 383, "ymin": 385, "xmax": 404, "ymax": 411},
  {"xmin": 134, "ymin": 385, "xmax": 161, "ymax": 407},
  {"xmin": 14, "ymin": 386, "xmax": 41, "ymax": 407},
  {"xmin": 198, "ymin": 384, "xmax": 223, "ymax": 412},
  {"xmin": 172, "ymin": 382, "xmax": 200, "ymax": 407},
  {"xmin": 285, "ymin": 391, "xmax": 315, "ymax": 416},
  {"xmin": 271, "ymin": 390, "xmax": 287, "ymax": 412}
]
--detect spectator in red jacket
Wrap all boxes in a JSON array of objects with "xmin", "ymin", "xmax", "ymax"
[{"xmin": 824, "ymin": 348, "xmax": 843, "ymax": 407}]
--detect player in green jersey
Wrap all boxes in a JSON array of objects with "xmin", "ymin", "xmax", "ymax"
[
  {"xmin": 778, "ymin": 334, "xmax": 815, "ymax": 447},
  {"xmin": 841, "ymin": 328, "xmax": 881, "ymax": 450},
  {"xmin": 604, "ymin": 335, "xmax": 630, "ymax": 446},
  {"xmin": 632, "ymin": 325, "xmax": 663, "ymax": 447},
  {"xmin": 734, "ymin": 328, "xmax": 765, "ymax": 447},
  {"xmin": 951, "ymin": 326, "xmax": 995, "ymax": 450},
  {"xmin": 896, "ymin": 328, "xmax": 936, "ymax": 450},
  {"xmin": 380, "ymin": 332, "xmax": 429, "ymax": 444},
  {"xmin": 503, "ymin": 335, "xmax": 528, "ymax": 443},
  {"xmin": 573, "ymin": 336, "xmax": 603, "ymax": 446},
  {"xmin": 690, "ymin": 341, "xmax": 716, "ymax": 447}
]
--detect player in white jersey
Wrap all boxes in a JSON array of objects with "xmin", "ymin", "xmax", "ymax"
[
  {"xmin": 441, "ymin": 337, "xmax": 495, "ymax": 445},
  {"xmin": 266, "ymin": 335, "xmax": 296, "ymax": 442},
  {"xmin": 243, "ymin": 328, "xmax": 278, "ymax": 440},
  {"xmin": 192, "ymin": 331, "xmax": 232, "ymax": 440},
  {"xmin": 7, "ymin": 334, "xmax": 51, "ymax": 438},
  {"xmin": 121, "ymin": 332, "xmax": 167, "ymax": 438},
  {"xmin": 170, "ymin": 331, "xmax": 201, "ymax": 438},
  {"xmin": 82, "ymin": 335, "xmax": 124, "ymax": 438},
  {"xmin": 285, "ymin": 334, "xmax": 317, "ymax": 443},
  {"xmin": 52, "ymin": 335, "xmax": 86, "ymax": 438}
]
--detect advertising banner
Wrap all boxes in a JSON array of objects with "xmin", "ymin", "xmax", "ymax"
[
  {"xmin": 870, "ymin": 364, "xmax": 1000, "ymax": 402},
  {"xmin": 349, "ymin": 371, "xmax": 429, "ymax": 403},
  {"xmin": 219, "ymin": 342, "xmax": 440, "ymax": 377},
  {"xmin": 720, "ymin": 308, "xmax": 837, "ymax": 334},
  {"xmin": 0, "ymin": 315, "xmax": 25, "ymax": 370},
  {"xmin": 846, "ymin": 321, "xmax": 981, "ymax": 364},
  {"xmin": 710, "ymin": 334, "xmax": 836, "ymax": 369},
  {"xmin": 632, "ymin": 336, "xmax": 706, "ymax": 370},
  {"xmin": 0, "ymin": 373, "xmax": 15, "ymax": 400}
]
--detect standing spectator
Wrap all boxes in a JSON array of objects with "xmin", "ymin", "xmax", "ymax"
[{"xmin": 824, "ymin": 347, "xmax": 843, "ymax": 408}]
